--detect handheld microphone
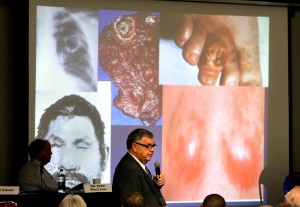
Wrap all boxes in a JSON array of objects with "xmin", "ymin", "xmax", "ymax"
[{"xmin": 154, "ymin": 161, "xmax": 160, "ymax": 180}]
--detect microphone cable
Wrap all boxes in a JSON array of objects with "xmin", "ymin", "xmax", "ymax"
[{"xmin": 40, "ymin": 173, "xmax": 43, "ymax": 191}]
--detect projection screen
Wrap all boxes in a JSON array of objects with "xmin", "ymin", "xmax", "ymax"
[{"xmin": 29, "ymin": 0, "xmax": 289, "ymax": 206}]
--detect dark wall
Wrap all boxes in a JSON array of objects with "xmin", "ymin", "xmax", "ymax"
[
  {"xmin": 0, "ymin": 0, "xmax": 299, "ymax": 197},
  {"xmin": 0, "ymin": 0, "xmax": 28, "ymax": 185},
  {"xmin": 291, "ymin": 9, "xmax": 300, "ymax": 173}
]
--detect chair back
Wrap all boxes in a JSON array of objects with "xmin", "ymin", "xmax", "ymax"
[{"xmin": 283, "ymin": 172, "xmax": 300, "ymax": 195}]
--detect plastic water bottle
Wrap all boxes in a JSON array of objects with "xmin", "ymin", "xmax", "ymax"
[{"xmin": 57, "ymin": 168, "xmax": 65, "ymax": 193}]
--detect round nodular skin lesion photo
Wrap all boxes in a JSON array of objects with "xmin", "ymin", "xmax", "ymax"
[{"xmin": 98, "ymin": 11, "xmax": 161, "ymax": 126}]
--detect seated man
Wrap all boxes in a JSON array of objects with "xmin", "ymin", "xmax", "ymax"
[{"xmin": 18, "ymin": 139, "xmax": 57, "ymax": 192}]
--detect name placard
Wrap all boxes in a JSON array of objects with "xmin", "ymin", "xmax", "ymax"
[
  {"xmin": 83, "ymin": 184, "xmax": 112, "ymax": 193},
  {"xmin": 0, "ymin": 186, "xmax": 20, "ymax": 195}
]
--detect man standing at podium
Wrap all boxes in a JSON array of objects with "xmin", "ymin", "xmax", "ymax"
[{"xmin": 112, "ymin": 128, "xmax": 166, "ymax": 207}]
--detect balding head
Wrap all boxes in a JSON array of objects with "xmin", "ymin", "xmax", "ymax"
[{"xmin": 202, "ymin": 194, "xmax": 226, "ymax": 207}]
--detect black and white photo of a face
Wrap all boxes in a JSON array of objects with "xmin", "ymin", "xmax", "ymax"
[
  {"xmin": 36, "ymin": 6, "xmax": 98, "ymax": 92},
  {"xmin": 35, "ymin": 87, "xmax": 112, "ymax": 189},
  {"xmin": 44, "ymin": 115, "xmax": 101, "ymax": 188}
]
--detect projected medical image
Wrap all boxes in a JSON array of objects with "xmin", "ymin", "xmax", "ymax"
[
  {"xmin": 36, "ymin": 6, "xmax": 98, "ymax": 91},
  {"xmin": 98, "ymin": 10, "xmax": 162, "ymax": 126},
  {"xmin": 33, "ymin": 4, "xmax": 271, "ymax": 206},
  {"xmin": 160, "ymin": 14, "xmax": 269, "ymax": 87},
  {"xmin": 162, "ymin": 86, "xmax": 264, "ymax": 202},
  {"xmin": 35, "ymin": 88, "xmax": 111, "ymax": 189}
]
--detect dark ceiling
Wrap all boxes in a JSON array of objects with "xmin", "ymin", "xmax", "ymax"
[{"xmin": 167, "ymin": 0, "xmax": 300, "ymax": 9}]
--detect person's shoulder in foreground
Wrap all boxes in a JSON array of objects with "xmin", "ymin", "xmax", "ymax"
[
  {"xmin": 264, "ymin": 186, "xmax": 300, "ymax": 207},
  {"xmin": 122, "ymin": 192, "xmax": 147, "ymax": 207},
  {"xmin": 201, "ymin": 194, "xmax": 226, "ymax": 207},
  {"xmin": 59, "ymin": 194, "xmax": 87, "ymax": 207},
  {"xmin": 284, "ymin": 185, "xmax": 300, "ymax": 207}
]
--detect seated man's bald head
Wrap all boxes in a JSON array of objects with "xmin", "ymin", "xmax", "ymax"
[{"xmin": 202, "ymin": 194, "xmax": 226, "ymax": 207}]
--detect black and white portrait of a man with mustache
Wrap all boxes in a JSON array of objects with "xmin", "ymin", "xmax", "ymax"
[{"xmin": 35, "ymin": 92, "xmax": 110, "ymax": 189}]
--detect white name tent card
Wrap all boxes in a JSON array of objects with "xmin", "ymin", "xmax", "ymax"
[
  {"xmin": 0, "ymin": 186, "xmax": 20, "ymax": 195},
  {"xmin": 83, "ymin": 184, "xmax": 112, "ymax": 193}
]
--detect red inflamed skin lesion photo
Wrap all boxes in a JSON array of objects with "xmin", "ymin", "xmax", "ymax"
[
  {"xmin": 221, "ymin": 131, "xmax": 263, "ymax": 191},
  {"xmin": 162, "ymin": 86, "xmax": 264, "ymax": 201}
]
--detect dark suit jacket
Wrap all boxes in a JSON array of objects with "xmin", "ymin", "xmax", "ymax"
[{"xmin": 112, "ymin": 152, "xmax": 166, "ymax": 207}]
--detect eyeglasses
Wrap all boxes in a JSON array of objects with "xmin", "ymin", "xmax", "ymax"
[{"xmin": 134, "ymin": 142, "xmax": 157, "ymax": 150}]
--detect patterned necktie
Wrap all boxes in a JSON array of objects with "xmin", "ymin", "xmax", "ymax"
[
  {"xmin": 145, "ymin": 166, "xmax": 152, "ymax": 178},
  {"xmin": 146, "ymin": 166, "xmax": 166, "ymax": 206}
]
